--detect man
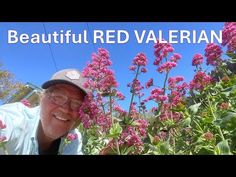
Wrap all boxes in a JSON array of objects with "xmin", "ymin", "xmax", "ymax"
[{"xmin": 0, "ymin": 68, "xmax": 89, "ymax": 155}]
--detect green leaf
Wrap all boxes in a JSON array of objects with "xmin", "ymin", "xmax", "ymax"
[
  {"xmin": 0, "ymin": 141, "xmax": 7, "ymax": 148},
  {"xmin": 181, "ymin": 117, "xmax": 191, "ymax": 127},
  {"xmin": 197, "ymin": 146, "xmax": 215, "ymax": 155},
  {"xmin": 204, "ymin": 115, "xmax": 215, "ymax": 124},
  {"xmin": 189, "ymin": 103, "xmax": 201, "ymax": 114},
  {"xmin": 121, "ymin": 146, "xmax": 135, "ymax": 155},
  {"xmin": 159, "ymin": 142, "xmax": 170, "ymax": 154},
  {"xmin": 107, "ymin": 123, "xmax": 122, "ymax": 138},
  {"xmin": 226, "ymin": 52, "xmax": 236, "ymax": 59},
  {"xmin": 148, "ymin": 133, "xmax": 154, "ymax": 143},
  {"xmin": 220, "ymin": 111, "xmax": 236, "ymax": 130},
  {"xmin": 216, "ymin": 140, "xmax": 231, "ymax": 155},
  {"xmin": 228, "ymin": 59, "xmax": 236, "ymax": 64}
]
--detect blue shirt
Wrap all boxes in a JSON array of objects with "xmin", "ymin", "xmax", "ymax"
[{"xmin": 0, "ymin": 102, "xmax": 83, "ymax": 155}]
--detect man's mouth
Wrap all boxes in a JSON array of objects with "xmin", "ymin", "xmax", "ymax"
[{"xmin": 53, "ymin": 114, "xmax": 70, "ymax": 122}]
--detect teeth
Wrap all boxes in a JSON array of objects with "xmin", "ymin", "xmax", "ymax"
[{"xmin": 55, "ymin": 116, "xmax": 68, "ymax": 121}]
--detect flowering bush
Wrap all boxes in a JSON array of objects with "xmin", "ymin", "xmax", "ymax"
[
  {"xmin": 0, "ymin": 119, "xmax": 8, "ymax": 154},
  {"xmin": 76, "ymin": 22, "xmax": 236, "ymax": 155},
  {"xmin": 88, "ymin": 25, "xmax": 232, "ymax": 154}
]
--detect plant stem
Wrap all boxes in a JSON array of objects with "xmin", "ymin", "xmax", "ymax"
[
  {"xmin": 173, "ymin": 136, "xmax": 175, "ymax": 155},
  {"xmin": 3, "ymin": 146, "xmax": 8, "ymax": 155},
  {"xmin": 115, "ymin": 139, "xmax": 121, "ymax": 155},
  {"xmin": 109, "ymin": 94, "xmax": 113, "ymax": 125},
  {"xmin": 206, "ymin": 94, "xmax": 225, "ymax": 141},
  {"xmin": 207, "ymin": 95, "xmax": 216, "ymax": 121},
  {"xmin": 163, "ymin": 71, "xmax": 169, "ymax": 95},
  {"xmin": 109, "ymin": 93, "xmax": 120, "ymax": 155},
  {"xmin": 128, "ymin": 66, "xmax": 140, "ymax": 119},
  {"xmin": 193, "ymin": 119, "xmax": 204, "ymax": 133},
  {"xmin": 101, "ymin": 103, "xmax": 106, "ymax": 115},
  {"xmin": 155, "ymin": 70, "xmax": 170, "ymax": 121},
  {"xmin": 138, "ymin": 96, "xmax": 141, "ymax": 115},
  {"xmin": 217, "ymin": 126, "xmax": 225, "ymax": 141}
]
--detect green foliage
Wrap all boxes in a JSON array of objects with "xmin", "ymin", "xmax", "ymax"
[
  {"xmin": 79, "ymin": 35, "xmax": 236, "ymax": 155},
  {"xmin": 107, "ymin": 123, "xmax": 122, "ymax": 138},
  {"xmin": 216, "ymin": 140, "xmax": 231, "ymax": 155},
  {"xmin": 0, "ymin": 63, "xmax": 23, "ymax": 103},
  {"xmin": 189, "ymin": 103, "xmax": 201, "ymax": 115}
]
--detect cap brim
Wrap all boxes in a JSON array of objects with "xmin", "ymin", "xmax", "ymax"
[{"xmin": 42, "ymin": 79, "xmax": 88, "ymax": 95}]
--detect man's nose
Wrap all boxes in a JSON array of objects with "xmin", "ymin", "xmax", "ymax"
[{"xmin": 60, "ymin": 101, "xmax": 72, "ymax": 114}]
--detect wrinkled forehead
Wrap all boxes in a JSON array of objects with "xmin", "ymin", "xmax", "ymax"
[{"xmin": 46, "ymin": 83, "xmax": 86, "ymax": 99}]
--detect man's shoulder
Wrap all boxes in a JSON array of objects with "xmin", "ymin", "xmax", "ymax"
[
  {"xmin": 0, "ymin": 102, "xmax": 40, "ymax": 121},
  {"xmin": 0, "ymin": 102, "xmax": 25, "ymax": 116},
  {"xmin": 1, "ymin": 102, "xmax": 32, "ymax": 109},
  {"xmin": 59, "ymin": 128, "xmax": 83, "ymax": 155}
]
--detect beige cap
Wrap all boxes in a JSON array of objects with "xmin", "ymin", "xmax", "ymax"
[{"xmin": 42, "ymin": 69, "xmax": 90, "ymax": 95}]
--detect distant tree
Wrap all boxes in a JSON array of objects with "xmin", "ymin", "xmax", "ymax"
[{"xmin": 0, "ymin": 63, "xmax": 23, "ymax": 103}]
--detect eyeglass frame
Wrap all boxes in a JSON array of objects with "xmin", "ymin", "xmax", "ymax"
[{"xmin": 45, "ymin": 87, "xmax": 84, "ymax": 112}]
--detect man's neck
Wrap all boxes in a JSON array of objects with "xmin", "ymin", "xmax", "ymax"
[{"xmin": 37, "ymin": 122, "xmax": 60, "ymax": 154}]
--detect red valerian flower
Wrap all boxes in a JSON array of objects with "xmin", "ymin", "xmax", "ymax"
[
  {"xmin": 192, "ymin": 53, "xmax": 203, "ymax": 66},
  {"xmin": 20, "ymin": 99, "xmax": 31, "ymax": 107},
  {"xmin": 0, "ymin": 119, "xmax": 7, "ymax": 143},
  {"xmin": 222, "ymin": 22, "xmax": 236, "ymax": 52},
  {"xmin": 203, "ymin": 132, "xmax": 214, "ymax": 141},
  {"xmin": 204, "ymin": 43, "xmax": 222, "ymax": 66},
  {"xmin": 66, "ymin": 133, "xmax": 78, "ymax": 141}
]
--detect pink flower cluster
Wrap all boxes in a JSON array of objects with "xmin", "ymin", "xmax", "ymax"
[
  {"xmin": 134, "ymin": 119, "xmax": 148, "ymax": 137},
  {"xmin": 132, "ymin": 53, "xmax": 147, "ymax": 66},
  {"xmin": 0, "ymin": 119, "xmax": 6, "ymax": 129},
  {"xmin": 118, "ymin": 119, "xmax": 148, "ymax": 154},
  {"xmin": 78, "ymin": 93, "xmax": 112, "ymax": 131},
  {"xmin": 157, "ymin": 62, "xmax": 177, "ymax": 73},
  {"xmin": 203, "ymin": 132, "xmax": 214, "ymax": 141},
  {"xmin": 66, "ymin": 133, "xmax": 78, "ymax": 141},
  {"xmin": 219, "ymin": 102, "xmax": 230, "ymax": 110},
  {"xmin": 190, "ymin": 71, "xmax": 212, "ymax": 91},
  {"xmin": 222, "ymin": 22, "xmax": 236, "ymax": 52},
  {"xmin": 0, "ymin": 119, "xmax": 7, "ymax": 143},
  {"xmin": 145, "ymin": 78, "xmax": 153, "ymax": 89},
  {"xmin": 159, "ymin": 103, "xmax": 183, "ymax": 122},
  {"xmin": 20, "ymin": 99, "xmax": 31, "ymax": 107},
  {"xmin": 116, "ymin": 91, "xmax": 125, "ymax": 100},
  {"xmin": 204, "ymin": 43, "xmax": 223, "ymax": 66},
  {"xmin": 169, "ymin": 90, "xmax": 184, "ymax": 106},
  {"xmin": 175, "ymin": 82, "xmax": 188, "ymax": 96},
  {"xmin": 152, "ymin": 77, "xmax": 188, "ymax": 123},
  {"xmin": 168, "ymin": 76, "xmax": 184, "ymax": 89},
  {"xmin": 130, "ymin": 102, "xmax": 139, "ymax": 119},
  {"xmin": 82, "ymin": 48, "xmax": 118, "ymax": 93},
  {"xmin": 128, "ymin": 79, "xmax": 144, "ymax": 95},
  {"xmin": 129, "ymin": 53, "xmax": 148, "ymax": 75},
  {"xmin": 168, "ymin": 76, "xmax": 188, "ymax": 106},
  {"xmin": 148, "ymin": 88, "xmax": 168, "ymax": 103},
  {"xmin": 192, "ymin": 54, "xmax": 203, "ymax": 66},
  {"xmin": 153, "ymin": 40, "xmax": 181, "ymax": 73},
  {"xmin": 119, "ymin": 127, "xmax": 143, "ymax": 154},
  {"xmin": 170, "ymin": 53, "xmax": 182, "ymax": 63},
  {"xmin": 154, "ymin": 40, "xmax": 174, "ymax": 58},
  {"xmin": 113, "ymin": 105, "xmax": 127, "ymax": 117},
  {"xmin": 153, "ymin": 131, "xmax": 168, "ymax": 143}
]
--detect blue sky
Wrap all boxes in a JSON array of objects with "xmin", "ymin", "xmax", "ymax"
[{"xmin": 0, "ymin": 22, "xmax": 226, "ymax": 109}]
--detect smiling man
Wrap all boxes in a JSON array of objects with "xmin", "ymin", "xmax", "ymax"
[{"xmin": 0, "ymin": 69, "xmax": 89, "ymax": 155}]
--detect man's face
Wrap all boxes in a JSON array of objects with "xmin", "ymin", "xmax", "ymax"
[{"xmin": 40, "ymin": 84, "xmax": 85, "ymax": 140}]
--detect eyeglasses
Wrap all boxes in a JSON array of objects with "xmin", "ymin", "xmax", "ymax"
[{"xmin": 46, "ymin": 89, "xmax": 83, "ymax": 111}]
